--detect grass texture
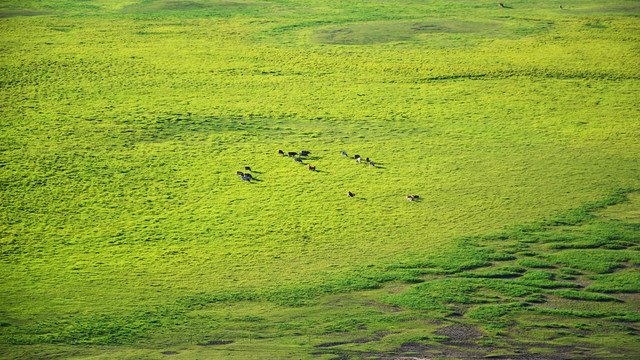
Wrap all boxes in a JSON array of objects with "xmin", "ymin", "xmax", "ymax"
[{"xmin": 1, "ymin": 0, "xmax": 639, "ymax": 358}]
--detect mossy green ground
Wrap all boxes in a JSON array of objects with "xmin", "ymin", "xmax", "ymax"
[{"xmin": 1, "ymin": 0, "xmax": 639, "ymax": 358}]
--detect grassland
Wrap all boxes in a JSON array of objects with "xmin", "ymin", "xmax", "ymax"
[{"xmin": 1, "ymin": 0, "xmax": 639, "ymax": 358}]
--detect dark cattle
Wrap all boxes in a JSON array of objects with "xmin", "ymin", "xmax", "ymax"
[
  {"xmin": 300, "ymin": 151, "xmax": 311, "ymax": 157},
  {"xmin": 559, "ymin": 5, "xmax": 562, "ymax": 9},
  {"xmin": 241, "ymin": 175, "xmax": 251, "ymax": 182},
  {"xmin": 245, "ymin": 166, "xmax": 252, "ymax": 171},
  {"xmin": 288, "ymin": 152, "xmax": 298, "ymax": 157},
  {"xmin": 307, "ymin": 164, "xmax": 316, "ymax": 171},
  {"xmin": 236, "ymin": 171, "xmax": 244, "ymax": 176},
  {"xmin": 499, "ymin": 2, "xmax": 504, "ymax": 7},
  {"xmin": 354, "ymin": 154, "xmax": 360, "ymax": 159},
  {"xmin": 294, "ymin": 157, "xmax": 302, "ymax": 163},
  {"xmin": 245, "ymin": 173, "xmax": 253, "ymax": 179},
  {"xmin": 365, "ymin": 157, "xmax": 370, "ymax": 163},
  {"xmin": 342, "ymin": 151, "xmax": 347, "ymax": 156},
  {"xmin": 278, "ymin": 150, "xmax": 285, "ymax": 155},
  {"xmin": 369, "ymin": 161, "xmax": 375, "ymax": 167},
  {"xmin": 412, "ymin": 195, "xmax": 420, "ymax": 199},
  {"xmin": 348, "ymin": 191, "xmax": 355, "ymax": 197}
]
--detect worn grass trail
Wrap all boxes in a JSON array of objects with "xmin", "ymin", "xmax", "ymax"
[{"xmin": 1, "ymin": 0, "xmax": 639, "ymax": 358}]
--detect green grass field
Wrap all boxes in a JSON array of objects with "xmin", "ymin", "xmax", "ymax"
[{"xmin": 1, "ymin": 0, "xmax": 639, "ymax": 358}]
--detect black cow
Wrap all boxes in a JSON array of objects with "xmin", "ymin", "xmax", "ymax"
[
  {"xmin": 288, "ymin": 152, "xmax": 298, "ymax": 157},
  {"xmin": 294, "ymin": 157, "xmax": 302, "ymax": 163},
  {"xmin": 300, "ymin": 151, "xmax": 311, "ymax": 157},
  {"xmin": 342, "ymin": 151, "xmax": 347, "ymax": 156},
  {"xmin": 278, "ymin": 150, "xmax": 285, "ymax": 155},
  {"xmin": 245, "ymin": 173, "xmax": 253, "ymax": 180},
  {"xmin": 245, "ymin": 166, "xmax": 252, "ymax": 171},
  {"xmin": 241, "ymin": 175, "xmax": 251, "ymax": 182},
  {"xmin": 369, "ymin": 161, "xmax": 375, "ymax": 167},
  {"xmin": 354, "ymin": 154, "xmax": 360, "ymax": 159},
  {"xmin": 348, "ymin": 191, "xmax": 355, "ymax": 197},
  {"xmin": 236, "ymin": 171, "xmax": 244, "ymax": 176}
]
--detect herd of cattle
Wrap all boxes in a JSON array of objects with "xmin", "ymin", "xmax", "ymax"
[{"xmin": 236, "ymin": 150, "xmax": 419, "ymax": 201}]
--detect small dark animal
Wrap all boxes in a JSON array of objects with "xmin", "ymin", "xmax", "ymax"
[
  {"xmin": 499, "ymin": 2, "xmax": 504, "ymax": 7},
  {"xmin": 236, "ymin": 171, "xmax": 244, "ymax": 176},
  {"xmin": 307, "ymin": 164, "xmax": 316, "ymax": 171},
  {"xmin": 354, "ymin": 154, "xmax": 360, "ymax": 159},
  {"xmin": 245, "ymin": 166, "xmax": 252, "ymax": 171},
  {"xmin": 245, "ymin": 173, "xmax": 253, "ymax": 180},
  {"xmin": 294, "ymin": 157, "xmax": 302, "ymax": 163},
  {"xmin": 412, "ymin": 195, "xmax": 420, "ymax": 199},
  {"xmin": 365, "ymin": 157, "xmax": 370, "ymax": 163},
  {"xmin": 288, "ymin": 152, "xmax": 298, "ymax": 157},
  {"xmin": 342, "ymin": 151, "xmax": 348, "ymax": 156},
  {"xmin": 241, "ymin": 175, "xmax": 251, "ymax": 182},
  {"xmin": 559, "ymin": 5, "xmax": 562, "ymax": 9},
  {"xmin": 348, "ymin": 191, "xmax": 355, "ymax": 197},
  {"xmin": 278, "ymin": 150, "xmax": 285, "ymax": 155},
  {"xmin": 300, "ymin": 151, "xmax": 311, "ymax": 157},
  {"xmin": 369, "ymin": 161, "xmax": 374, "ymax": 167}
]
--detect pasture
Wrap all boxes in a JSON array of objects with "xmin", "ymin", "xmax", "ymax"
[{"xmin": 1, "ymin": 0, "xmax": 639, "ymax": 358}]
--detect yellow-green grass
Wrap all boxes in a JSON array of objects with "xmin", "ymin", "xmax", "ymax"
[{"xmin": 1, "ymin": 0, "xmax": 639, "ymax": 358}]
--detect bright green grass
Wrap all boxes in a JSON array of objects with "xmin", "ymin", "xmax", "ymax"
[{"xmin": 1, "ymin": 0, "xmax": 639, "ymax": 358}]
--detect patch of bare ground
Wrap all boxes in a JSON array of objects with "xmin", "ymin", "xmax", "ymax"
[
  {"xmin": 368, "ymin": 299, "xmax": 404, "ymax": 312},
  {"xmin": 196, "ymin": 340, "xmax": 234, "ymax": 346},
  {"xmin": 434, "ymin": 324, "xmax": 486, "ymax": 342}
]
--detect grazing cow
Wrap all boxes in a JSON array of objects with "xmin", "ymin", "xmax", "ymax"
[
  {"xmin": 354, "ymin": 154, "xmax": 360, "ymax": 159},
  {"xmin": 499, "ymin": 2, "xmax": 504, "ymax": 7},
  {"xmin": 412, "ymin": 195, "xmax": 420, "ymax": 199},
  {"xmin": 559, "ymin": 5, "xmax": 562, "ymax": 9},
  {"xmin": 369, "ymin": 161, "xmax": 375, "ymax": 167},
  {"xmin": 356, "ymin": 157, "xmax": 361, "ymax": 164},
  {"xmin": 236, "ymin": 171, "xmax": 244, "ymax": 176},
  {"xmin": 294, "ymin": 157, "xmax": 302, "ymax": 163},
  {"xmin": 278, "ymin": 150, "xmax": 285, "ymax": 155},
  {"xmin": 288, "ymin": 152, "xmax": 298, "ymax": 157},
  {"xmin": 245, "ymin": 173, "xmax": 253, "ymax": 180},
  {"xmin": 241, "ymin": 175, "xmax": 251, "ymax": 182},
  {"xmin": 300, "ymin": 151, "xmax": 311, "ymax": 157},
  {"xmin": 407, "ymin": 196, "xmax": 414, "ymax": 201},
  {"xmin": 365, "ymin": 157, "xmax": 370, "ymax": 163},
  {"xmin": 307, "ymin": 164, "xmax": 316, "ymax": 171},
  {"xmin": 245, "ymin": 166, "xmax": 252, "ymax": 171},
  {"xmin": 348, "ymin": 191, "xmax": 355, "ymax": 197},
  {"xmin": 342, "ymin": 151, "xmax": 347, "ymax": 156}
]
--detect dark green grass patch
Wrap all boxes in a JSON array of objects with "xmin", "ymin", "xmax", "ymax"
[
  {"xmin": 552, "ymin": 290, "xmax": 622, "ymax": 302},
  {"xmin": 544, "ymin": 249, "xmax": 638, "ymax": 273},
  {"xmin": 585, "ymin": 272, "xmax": 640, "ymax": 293},
  {"xmin": 517, "ymin": 258, "xmax": 555, "ymax": 268}
]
